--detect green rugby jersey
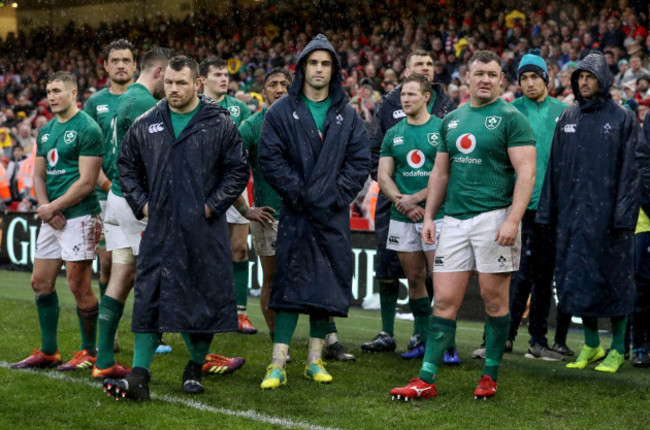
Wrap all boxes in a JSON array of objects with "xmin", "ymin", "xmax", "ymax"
[
  {"xmin": 439, "ymin": 98, "xmax": 535, "ymax": 220},
  {"xmin": 380, "ymin": 115, "xmax": 444, "ymax": 223},
  {"xmin": 511, "ymin": 95, "xmax": 567, "ymax": 210},
  {"xmin": 219, "ymin": 94, "xmax": 251, "ymax": 126},
  {"xmin": 170, "ymin": 100, "xmax": 201, "ymax": 138},
  {"xmin": 240, "ymin": 107, "xmax": 282, "ymax": 219},
  {"xmin": 301, "ymin": 94, "xmax": 332, "ymax": 133},
  {"xmin": 36, "ymin": 110, "xmax": 103, "ymax": 219},
  {"xmin": 110, "ymin": 83, "xmax": 157, "ymax": 197},
  {"xmin": 84, "ymin": 88, "xmax": 122, "ymax": 200}
]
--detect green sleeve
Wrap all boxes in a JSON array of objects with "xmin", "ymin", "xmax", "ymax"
[
  {"xmin": 380, "ymin": 128, "xmax": 394, "ymax": 158},
  {"xmin": 438, "ymin": 119, "xmax": 449, "ymax": 154},
  {"xmin": 36, "ymin": 129, "xmax": 46, "ymax": 158},
  {"xmin": 79, "ymin": 123, "xmax": 104, "ymax": 157},
  {"xmin": 83, "ymin": 99, "xmax": 96, "ymax": 119},
  {"xmin": 506, "ymin": 110, "xmax": 536, "ymax": 148},
  {"xmin": 130, "ymin": 98, "xmax": 154, "ymax": 123},
  {"xmin": 238, "ymin": 119, "xmax": 255, "ymax": 153}
]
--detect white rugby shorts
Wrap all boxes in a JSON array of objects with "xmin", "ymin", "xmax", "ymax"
[
  {"xmin": 386, "ymin": 219, "xmax": 441, "ymax": 252},
  {"xmin": 226, "ymin": 191, "xmax": 250, "ymax": 224},
  {"xmin": 35, "ymin": 214, "xmax": 101, "ymax": 261},
  {"xmin": 103, "ymin": 191, "xmax": 147, "ymax": 255},
  {"xmin": 433, "ymin": 207, "xmax": 521, "ymax": 273}
]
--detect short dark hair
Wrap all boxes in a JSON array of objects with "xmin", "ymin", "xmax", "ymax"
[
  {"xmin": 468, "ymin": 50, "xmax": 502, "ymax": 69},
  {"xmin": 199, "ymin": 58, "xmax": 228, "ymax": 77},
  {"xmin": 168, "ymin": 56, "xmax": 200, "ymax": 80},
  {"xmin": 104, "ymin": 39, "xmax": 134, "ymax": 60},
  {"xmin": 406, "ymin": 49, "xmax": 433, "ymax": 69},
  {"xmin": 139, "ymin": 47, "xmax": 174, "ymax": 72},
  {"xmin": 264, "ymin": 68, "xmax": 292, "ymax": 85},
  {"xmin": 47, "ymin": 71, "xmax": 77, "ymax": 88},
  {"xmin": 402, "ymin": 73, "xmax": 433, "ymax": 105}
]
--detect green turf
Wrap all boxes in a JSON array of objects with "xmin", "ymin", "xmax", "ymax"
[{"xmin": 1, "ymin": 269, "xmax": 649, "ymax": 429}]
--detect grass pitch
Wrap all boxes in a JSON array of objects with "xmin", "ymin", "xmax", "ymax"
[{"xmin": 1, "ymin": 269, "xmax": 649, "ymax": 429}]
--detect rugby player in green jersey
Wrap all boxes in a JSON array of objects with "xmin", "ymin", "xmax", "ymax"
[
  {"xmin": 11, "ymin": 72, "xmax": 104, "ymax": 372},
  {"xmin": 471, "ymin": 51, "xmax": 572, "ymax": 362},
  {"xmin": 391, "ymin": 50, "xmax": 536, "ymax": 401},
  {"xmin": 92, "ymin": 47, "xmax": 174, "ymax": 379},
  {"xmin": 235, "ymin": 68, "xmax": 290, "ymax": 338},
  {"xmin": 199, "ymin": 58, "xmax": 256, "ymax": 334},
  {"xmin": 84, "ymin": 39, "xmax": 136, "ymax": 353},
  {"xmin": 378, "ymin": 74, "xmax": 443, "ymax": 363}
]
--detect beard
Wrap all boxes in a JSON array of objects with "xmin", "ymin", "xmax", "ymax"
[{"xmin": 112, "ymin": 77, "xmax": 132, "ymax": 86}]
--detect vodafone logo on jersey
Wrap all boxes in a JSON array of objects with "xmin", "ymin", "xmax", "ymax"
[
  {"xmin": 456, "ymin": 133, "xmax": 476, "ymax": 154},
  {"xmin": 406, "ymin": 149, "xmax": 425, "ymax": 169},
  {"xmin": 47, "ymin": 148, "xmax": 59, "ymax": 167}
]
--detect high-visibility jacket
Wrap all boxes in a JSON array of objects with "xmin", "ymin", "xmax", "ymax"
[
  {"xmin": 17, "ymin": 144, "xmax": 37, "ymax": 198},
  {"xmin": 0, "ymin": 163, "xmax": 11, "ymax": 202}
]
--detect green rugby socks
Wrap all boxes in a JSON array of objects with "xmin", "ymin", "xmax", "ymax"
[
  {"xmin": 96, "ymin": 296, "xmax": 124, "ymax": 369},
  {"xmin": 36, "ymin": 291, "xmax": 59, "ymax": 355}
]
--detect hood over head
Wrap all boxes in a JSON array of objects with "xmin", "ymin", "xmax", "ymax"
[
  {"xmin": 571, "ymin": 51, "xmax": 613, "ymax": 106},
  {"xmin": 289, "ymin": 34, "xmax": 346, "ymax": 105}
]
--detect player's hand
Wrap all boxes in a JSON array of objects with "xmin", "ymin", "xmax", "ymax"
[
  {"xmin": 204, "ymin": 204, "xmax": 213, "ymax": 219},
  {"xmin": 37, "ymin": 203, "xmax": 57, "ymax": 223},
  {"xmin": 48, "ymin": 212, "xmax": 67, "ymax": 230},
  {"xmin": 245, "ymin": 206, "xmax": 276, "ymax": 223},
  {"xmin": 495, "ymin": 219, "xmax": 519, "ymax": 247},
  {"xmin": 421, "ymin": 218, "xmax": 437, "ymax": 245},
  {"xmin": 406, "ymin": 206, "xmax": 424, "ymax": 222},
  {"xmin": 142, "ymin": 202, "xmax": 149, "ymax": 217},
  {"xmin": 395, "ymin": 194, "xmax": 420, "ymax": 214}
]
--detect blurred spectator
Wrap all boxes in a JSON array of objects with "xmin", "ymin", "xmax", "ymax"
[
  {"xmin": 622, "ymin": 56, "xmax": 650, "ymax": 86},
  {"xmin": 2, "ymin": 109, "xmax": 20, "ymax": 129},
  {"xmin": 433, "ymin": 60, "xmax": 451, "ymax": 85},
  {"xmin": 350, "ymin": 98, "xmax": 371, "ymax": 123},
  {"xmin": 15, "ymin": 123, "xmax": 35, "ymax": 153},
  {"xmin": 602, "ymin": 16, "xmax": 625, "ymax": 49},
  {"xmin": 0, "ymin": 127, "xmax": 12, "ymax": 158},
  {"xmin": 13, "ymin": 94, "xmax": 34, "ymax": 119},
  {"xmin": 358, "ymin": 82, "xmax": 380, "ymax": 116},
  {"xmin": 447, "ymin": 83, "xmax": 460, "ymax": 105},
  {"xmin": 364, "ymin": 63, "xmax": 383, "ymax": 94},
  {"xmin": 638, "ymin": 99, "xmax": 650, "ymax": 123},
  {"xmin": 31, "ymin": 102, "xmax": 53, "ymax": 127},
  {"xmin": 635, "ymin": 75, "xmax": 650, "ymax": 102},
  {"xmin": 603, "ymin": 50, "xmax": 619, "ymax": 76},
  {"xmin": 11, "ymin": 144, "xmax": 26, "ymax": 163},
  {"xmin": 623, "ymin": 80, "xmax": 636, "ymax": 103},
  {"xmin": 615, "ymin": 58, "xmax": 630, "ymax": 88}
]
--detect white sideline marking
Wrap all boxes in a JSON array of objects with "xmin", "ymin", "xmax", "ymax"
[{"xmin": 0, "ymin": 362, "xmax": 339, "ymax": 430}]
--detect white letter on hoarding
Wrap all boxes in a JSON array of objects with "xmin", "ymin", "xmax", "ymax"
[
  {"xmin": 351, "ymin": 248, "xmax": 363, "ymax": 300},
  {"xmin": 7, "ymin": 217, "xmax": 29, "ymax": 265},
  {"xmin": 364, "ymin": 249, "xmax": 377, "ymax": 303}
]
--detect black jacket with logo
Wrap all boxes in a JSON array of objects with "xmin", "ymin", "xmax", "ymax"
[
  {"xmin": 537, "ymin": 52, "xmax": 641, "ymax": 317},
  {"xmin": 258, "ymin": 34, "xmax": 370, "ymax": 316},
  {"xmin": 118, "ymin": 96, "xmax": 249, "ymax": 332}
]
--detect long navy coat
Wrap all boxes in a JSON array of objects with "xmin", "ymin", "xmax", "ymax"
[
  {"xmin": 118, "ymin": 96, "xmax": 249, "ymax": 332},
  {"xmin": 258, "ymin": 34, "xmax": 370, "ymax": 317},
  {"xmin": 536, "ymin": 52, "xmax": 641, "ymax": 317}
]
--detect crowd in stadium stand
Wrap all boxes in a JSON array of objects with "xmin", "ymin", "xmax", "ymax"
[{"xmin": 1, "ymin": 0, "xmax": 649, "ymax": 211}]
